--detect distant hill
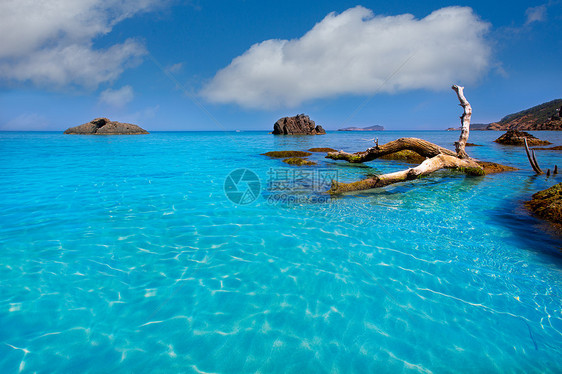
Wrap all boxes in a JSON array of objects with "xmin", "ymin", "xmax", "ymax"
[
  {"xmin": 486, "ymin": 99, "xmax": 562, "ymax": 130},
  {"xmin": 338, "ymin": 125, "xmax": 384, "ymax": 131},
  {"xmin": 470, "ymin": 123, "xmax": 489, "ymax": 131},
  {"xmin": 446, "ymin": 123, "xmax": 489, "ymax": 131}
]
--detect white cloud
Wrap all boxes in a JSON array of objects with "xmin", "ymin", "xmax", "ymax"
[
  {"xmin": 166, "ymin": 63, "xmax": 184, "ymax": 73},
  {"xmin": 0, "ymin": 0, "xmax": 165, "ymax": 88},
  {"xmin": 525, "ymin": 5, "xmax": 547, "ymax": 25},
  {"xmin": 201, "ymin": 6, "xmax": 492, "ymax": 109},
  {"xmin": 99, "ymin": 85, "xmax": 134, "ymax": 107}
]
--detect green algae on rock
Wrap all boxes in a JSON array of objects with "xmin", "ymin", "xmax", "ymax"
[
  {"xmin": 526, "ymin": 183, "xmax": 562, "ymax": 224},
  {"xmin": 282, "ymin": 157, "xmax": 317, "ymax": 166},
  {"xmin": 379, "ymin": 150, "xmax": 426, "ymax": 164},
  {"xmin": 262, "ymin": 151, "xmax": 312, "ymax": 158},
  {"xmin": 308, "ymin": 148, "xmax": 338, "ymax": 153},
  {"xmin": 476, "ymin": 161, "xmax": 518, "ymax": 174},
  {"xmin": 532, "ymin": 145, "xmax": 562, "ymax": 151}
]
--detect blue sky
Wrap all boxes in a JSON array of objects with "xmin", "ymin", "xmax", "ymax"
[{"xmin": 1, "ymin": 0, "xmax": 561, "ymax": 131}]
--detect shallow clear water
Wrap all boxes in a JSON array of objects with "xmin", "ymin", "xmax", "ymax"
[{"xmin": 0, "ymin": 131, "xmax": 561, "ymax": 373}]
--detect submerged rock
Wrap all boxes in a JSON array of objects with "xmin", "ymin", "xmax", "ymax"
[
  {"xmin": 494, "ymin": 130, "xmax": 551, "ymax": 146},
  {"xmin": 379, "ymin": 150, "xmax": 426, "ymax": 164},
  {"xmin": 532, "ymin": 145, "xmax": 562, "ymax": 151},
  {"xmin": 526, "ymin": 183, "xmax": 562, "ymax": 224},
  {"xmin": 282, "ymin": 157, "xmax": 317, "ymax": 166},
  {"xmin": 272, "ymin": 114, "xmax": 325, "ymax": 135},
  {"xmin": 308, "ymin": 147, "xmax": 338, "ymax": 152},
  {"xmin": 476, "ymin": 161, "xmax": 518, "ymax": 174},
  {"xmin": 261, "ymin": 150, "xmax": 312, "ymax": 158},
  {"xmin": 64, "ymin": 118, "xmax": 149, "ymax": 135}
]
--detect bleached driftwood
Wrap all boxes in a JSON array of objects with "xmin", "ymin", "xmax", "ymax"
[
  {"xmin": 452, "ymin": 85, "xmax": 471, "ymax": 158},
  {"xmin": 329, "ymin": 154, "xmax": 483, "ymax": 194},
  {"xmin": 326, "ymin": 85, "xmax": 487, "ymax": 195},
  {"xmin": 327, "ymin": 137, "xmax": 456, "ymax": 163}
]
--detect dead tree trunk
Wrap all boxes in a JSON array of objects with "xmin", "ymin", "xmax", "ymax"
[
  {"xmin": 452, "ymin": 85, "xmax": 471, "ymax": 159},
  {"xmin": 327, "ymin": 137, "xmax": 456, "ymax": 163},
  {"xmin": 524, "ymin": 138, "xmax": 543, "ymax": 174},
  {"xmin": 329, "ymin": 154, "xmax": 483, "ymax": 194},
  {"xmin": 325, "ymin": 85, "xmax": 490, "ymax": 195}
]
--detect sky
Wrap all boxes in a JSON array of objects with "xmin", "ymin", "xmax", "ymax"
[{"xmin": 0, "ymin": 0, "xmax": 561, "ymax": 131}]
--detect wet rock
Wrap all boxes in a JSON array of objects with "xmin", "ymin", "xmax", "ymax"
[
  {"xmin": 532, "ymin": 145, "xmax": 562, "ymax": 151},
  {"xmin": 379, "ymin": 150, "xmax": 426, "ymax": 164},
  {"xmin": 282, "ymin": 157, "xmax": 317, "ymax": 166},
  {"xmin": 262, "ymin": 151, "xmax": 312, "ymax": 158},
  {"xmin": 64, "ymin": 118, "xmax": 149, "ymax": 135},
  {"xmin": 308, "ymin": 147, "xmax": 338, "ymax": 152},
  {"xmin": 526, "ymin": 183, "xmax": 562, "ymax": 224},
  {"xmin": 476, "ymin": 161, "xmax": 518, "ymax": 174}
]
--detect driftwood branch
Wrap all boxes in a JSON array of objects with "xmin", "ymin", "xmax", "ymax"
[
  {"xmin": 329, "ymin": 154, "xmax": 483, "ymax": 194},
  {"xmin": 452, "ymin": 85, "xmax": 472, "ymax": 159},
  {"xmin": 524, "ymin": 138, "xmax": 543, "ymax": 174},
  {"xmin": 326, "ymin": 137, "xmax": 456, "ymax": 163},
  {"xmin": 324, "ymin": 84, "xmax": 497, "ymax": 195}
]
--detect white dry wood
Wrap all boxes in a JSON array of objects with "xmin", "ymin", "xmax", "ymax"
[{"xmin": 452, "ymin": 85, "xmax": 472, "ymax": 159}]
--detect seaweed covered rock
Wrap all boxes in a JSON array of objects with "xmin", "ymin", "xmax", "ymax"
[
  {"xmin": 532, "ymin": 145, "xmax": 562, "ymax": 151},
  {"xmin": 64, "ymin": 118, "xmax": 149, "ymax": 135},
  {"xmin": 494, "ymin": 130, "xmax": 551, "ymax": 146},
  {"xmin": 379, "ymin": 150, "xmax": 426, "ymax": 164},
  {"xmin": 282, "ymin": 157, "xmax": 317, "ymax": 166},
  {"xmin": 526, "ymin": 183, "xmax": 562, "ymax": 224},
  {"xmin": 262, "ymin": 151, "xmax": 312, "ymax": 158},
  {"xmin": 476, "ymin": 161, "xmax": 518, "ymax": 174},
  {"xmin": 308, "ymin": 147, "xmax": 338, "ymax": 152},
  {"xmin": 272, "ymin": 114, "xmax": 325, "ymax": 135}
]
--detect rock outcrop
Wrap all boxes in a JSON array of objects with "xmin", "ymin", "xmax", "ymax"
[
  {"xmin": 272, "ymin": 114, "xmax": 325, "ymax": 135},
  {"xmin": 526, "ymin": 183, "xmax": 562, "ymax": 224},
  {"xmin": 64, "ymin": 118, "xmax": 149, "ymax": 135},
  {"xmin": 494, "ymin": 130, "xmax": 551, "ymax": 146}
]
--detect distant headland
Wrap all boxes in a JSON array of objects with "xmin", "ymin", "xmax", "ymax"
[
  {"xmin": 447, "ymin": 99, "xmax": 562, "ymax": 131},
  {"xmin": 338, "ymin": 125, "xmax": 384, "ymax": 131}
]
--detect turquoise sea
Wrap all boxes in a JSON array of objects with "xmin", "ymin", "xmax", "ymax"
[{"xmin": 1, "ymin": 130, "xmax": 561, "ymax": 373}]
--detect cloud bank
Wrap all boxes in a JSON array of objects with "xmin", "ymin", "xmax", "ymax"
[
  {"xmin": 0, "ymin": 0, "xmax": 164, "ymax": 88},
  {"xmin": 201, "ymin": 6, "xmax": 492, "ymax": 109}
]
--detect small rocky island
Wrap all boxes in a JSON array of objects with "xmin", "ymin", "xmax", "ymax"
[
  {"xmin": 272, "ymin": 114, "xmax": 325, "ymax": 135},
  {"xmin": 64, "ymin": 118, "xmax": 149, "ymax": 135},
  {"xmin": 494, "ymin": 130, "xmax": 551, "ymax": 146}
]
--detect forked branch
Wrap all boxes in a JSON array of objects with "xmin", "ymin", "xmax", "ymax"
[
  {"xmin": 524, "ymin": 138, "xmax": 543, "ymax": 174},
  {"xmin": 325, "ymin": 84, "xmax": 493, "ymax": 195},
  {"xmin": 329, "ymin": 154, "xmax": 483, "ymax": 194},
  {"xmin": 452, "ymin": 85, "xmax": 472, "ymax": 159}
]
